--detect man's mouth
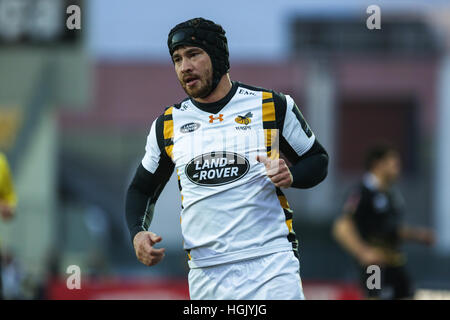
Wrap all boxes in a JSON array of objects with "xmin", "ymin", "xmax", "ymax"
[{"xmin": 184, "ymin": 76, "xmax": 199, "ymax": 87}]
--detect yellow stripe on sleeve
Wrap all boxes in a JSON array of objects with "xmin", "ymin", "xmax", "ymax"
[
  {"xmin": 278, "ymin": 195, "xmax": 290, "ymax": 210},
  {"xmin": 262, "ymin": 92, "xmax": 275, "ymax": 122},
  {"xmin": 163, "ymin": 107, "xmax": 174, "ymax": 158},
  {"xmin": 163, "ymin": 108, "xmax": 174, "ymax": 140},
  {"xmin": 285, "ymin": 219, "xmax": 293, "ymax": 233},
  {"xmin": 165, "ymin": 145, "xmax": 174, "ymax": 159}
]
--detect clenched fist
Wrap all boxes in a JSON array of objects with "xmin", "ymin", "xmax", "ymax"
[
  {"xmin": 357, "ymin": 247, "xmax": 387, "ymax": 267},
  {"xmin": 257, "ymin": 155, "xmax": 293, "ymax": 188},
  {"xmin": 133, "ymin": 231, "xmax": 166, "ymax": 266}
]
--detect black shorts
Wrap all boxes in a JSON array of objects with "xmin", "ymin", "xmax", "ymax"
[{"xmin": 359, "ymin": 265, "xmax": 414, "ymax": 299}]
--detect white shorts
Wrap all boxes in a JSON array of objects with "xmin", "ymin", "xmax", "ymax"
[{"xmin": 188, "ymin": 250, "xmax": 305, "ymax": 300}]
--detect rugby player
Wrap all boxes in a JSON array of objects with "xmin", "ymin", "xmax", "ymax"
[
  {"xmin": 0, "ymin": 152, "xmax": 17, "ymax": 299},
  {"xmin": 125, "ymin": 18, "xmax": 329, "ymax": 299},
  {"xmin": 333, "ymin": 145, "xmax": 435, "ymax": 299}
]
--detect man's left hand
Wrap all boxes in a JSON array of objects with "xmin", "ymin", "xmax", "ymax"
[
  {"xmin": 0, "ymin": 203, "xmax": 14, "ymax": 222},
  {"xmin": 257, "ymin": 155, "xmax": 293, "ymax": 188},
  {"xmin": 416, "ymin": 228, "xmax": 435, "ymax": 246}
]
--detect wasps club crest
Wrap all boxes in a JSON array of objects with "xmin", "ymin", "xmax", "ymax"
[{"xmin": 234, "ymin": 112, "xmax": 253, "ymax": 125}]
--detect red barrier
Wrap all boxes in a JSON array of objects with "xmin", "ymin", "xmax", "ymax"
[
  {"xmin": 302, "ymin": 281, "xmax": 363, "ymax": 300},
  {"xmin": 47, "ymin": 277, "xmax": 190, "ymax": 300},
  {"xmin": 47, "ymin": 277, "xmax": 363, "ymax": 300}
]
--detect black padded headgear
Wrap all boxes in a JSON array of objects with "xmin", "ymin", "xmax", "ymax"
[{"xmin": 168, "ymin": 18, "xmax": 230, "ymax": 96}]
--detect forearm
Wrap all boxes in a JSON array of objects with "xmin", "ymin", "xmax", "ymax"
[
  {"xmin": 333, "ymin": 216, "xmax": 370, "ymax": 259},
  {"xmin": 125, "ymin": 185, "xmax": 152, "ymax": 243},
  {"xmin": 398, "ymin": 225, "xmax": 415, "ymax": 241},
  {"xmin": 398, "ymin": 225, "xmax": 434, "ymax": 245},
  {"xmin": 125, "ymin": 163, "xmax": 172, "ymax": 243}
]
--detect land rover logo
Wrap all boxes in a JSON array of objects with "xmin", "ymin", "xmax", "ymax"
[
  {"xmin": 180, "ymin": 122, "xmax": 201, "ymax": 133},
  {"xmin": 185, "ymin": 152, "xmax": 249, "ymax": 187}
]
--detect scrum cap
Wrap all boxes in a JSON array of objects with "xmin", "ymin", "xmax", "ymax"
[{"xmin": 168, "ymin": 18, "xmax": 230, "ymax": 95}]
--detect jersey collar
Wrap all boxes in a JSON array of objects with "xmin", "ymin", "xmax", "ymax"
[
  {"xmin": 363, "ymin": 172, "xmax": 381, "ymax": 191},
  {"xmin": 189, "ymin": 81, "xmax": 238, "ymax": 114}
]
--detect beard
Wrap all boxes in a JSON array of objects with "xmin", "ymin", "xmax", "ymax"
[{"xmin": 179, "ymin": 70, "xmax": 213, "ymax": 99}]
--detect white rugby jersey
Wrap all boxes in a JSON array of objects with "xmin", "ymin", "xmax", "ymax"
[{"xmin": 141, "ymin": 81, "xmax": 315, "ymax": 268}]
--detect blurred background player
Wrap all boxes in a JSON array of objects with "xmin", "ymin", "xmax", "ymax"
[
  {"xmin": 332, "ymin": 145, "xmax": 435, "ymax": 299},
  {"xmin": 0, "ymin": 152, "xmax": 17, "ymax": 299}
]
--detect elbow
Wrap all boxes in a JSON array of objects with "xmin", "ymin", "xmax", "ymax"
[
  {"xmin": 332, "ymin": 217, "xmax": 347, "ymax": 242},
  {"xmin": 299, "ymin": 153, "xmax": 329, "ymax": 188},
  {"xmin": 315, "ymin": 153, "xmax": 329, "ymax": 185},
  {"xmin": 311, "ymin": 141, "xmax": 329, "ymax": 186},
  {"xmin": 127, "ymin": 178, "xmax": 152, "ymax": 198},
  {"xmin": 332, "ymin": 218, "xmax": 342, "ymax": 240}
]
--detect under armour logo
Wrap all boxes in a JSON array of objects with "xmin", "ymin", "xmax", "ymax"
[{"xmin": 209, "ymin": 114, "xmax": 224, "ymax": 123}]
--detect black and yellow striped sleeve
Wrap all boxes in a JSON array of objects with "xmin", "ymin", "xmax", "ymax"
[{"xmin": 271, "ymin": 92, "xmax": 329, "ymax": 189}]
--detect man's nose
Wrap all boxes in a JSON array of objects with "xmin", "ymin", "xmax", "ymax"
[{"xmin": 180, "ymin": 58, "xmax": 193, "ymax": 73}]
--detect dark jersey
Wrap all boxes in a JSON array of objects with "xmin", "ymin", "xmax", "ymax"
[
  {"xmin": 343, "ymin": 173, "xmax": 413, "ymax": 297},
  {"xmin": 343, "ymin": 173, "xmax": 405, "ymax": 258}
]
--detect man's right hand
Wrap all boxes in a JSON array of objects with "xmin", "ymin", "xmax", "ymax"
[{"xmin": 133, "ymin": 231, "xmax": 166, "ymax": 266}]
